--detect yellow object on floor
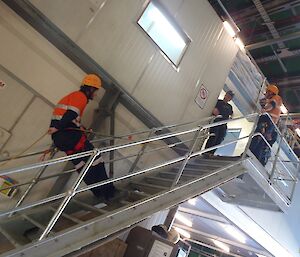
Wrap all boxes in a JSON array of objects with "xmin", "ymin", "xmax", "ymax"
[{"xmin": 0, "ymin": 176, "xmax": 17, "ymax": 198}]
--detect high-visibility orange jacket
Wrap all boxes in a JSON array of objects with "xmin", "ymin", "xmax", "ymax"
[{"xmin": 50, "ymin": 91, "xmax": 88, "ymax": 130}]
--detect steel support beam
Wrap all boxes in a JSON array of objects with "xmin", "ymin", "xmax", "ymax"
[
  {"xmin": 246, "ymin": 30, "xmax": 300, "ymax": 50},
  {"xmin": 178, "ymin": 206, "xmax": 229, "ymax": 224},
  {"xmin": 232, "ymin": 0, "xmax": 300, "ymax": 22},
  {"xmin": 1, "ymin": 0, "xmax": 162, "ymax": 130},
  {"xmin": 2, "ymin": 0, "xmax": 188, "ymax": 156}
]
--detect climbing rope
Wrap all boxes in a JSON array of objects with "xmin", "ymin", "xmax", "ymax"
[{"xmin": 0, "ymin": 131, "xmax": 48, "ymax": 168}]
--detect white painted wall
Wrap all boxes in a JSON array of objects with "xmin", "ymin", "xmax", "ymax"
[
  {"xmin": 0, "ymin": 1, "xmax": 299, "ymax": 257},
  {"xmin": 30, "ymin": 0, "xmax": 238, "ymax": 124},
  {"xmin": 0, "ymin": 0, "xmax": 238, "ymax": 211},
  {"xmin": 0, "ymin": 2, "xmax": 96, "ymax": 210}
]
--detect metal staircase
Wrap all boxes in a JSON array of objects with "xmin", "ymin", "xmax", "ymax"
[
  {"xmin": 0, "ymin": 113, "xmax": 297, "ymax": 257},
  {"xmin": 0, "ymin": 159, "xmax": 245, "ymax": 257}
]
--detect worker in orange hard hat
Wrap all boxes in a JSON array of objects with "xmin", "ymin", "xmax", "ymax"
[
  {"xmin": 249, "ymin": 84, "xmax": 283, "ymax": 166},
  {"xmin": 48, "ymin": 74, "xmax": 116, "ymax": 200},
  {"xmin": 261, "ymin": 85, "xmax": 282, "ymax": 124}
]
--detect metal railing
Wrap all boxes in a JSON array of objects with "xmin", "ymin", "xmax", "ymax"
[
  {"xmin": 0, "ymin": 112, "xmax": 298, "ymax": 241},
  {"xmin": 0, "ymin": 115, "xmax": 215, "ymax": 211},
  {"xmin": 249, "ymin": 112, "xmax": 299, "ymax": 200}
]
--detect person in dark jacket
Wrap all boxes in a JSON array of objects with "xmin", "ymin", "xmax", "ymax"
[
  {"xmin": 204, "ymin": 90, "xmax": 234, "ymax": 156},
  {"xmin": 48, "ymin": 74, "xmax": 115, "ymax": 200}
]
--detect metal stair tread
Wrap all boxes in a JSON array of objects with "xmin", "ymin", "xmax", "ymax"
[
  {"xmin": 130, "ymin": 181, "xmax": 168, "ymax": 191},
  {"xmin": 158, "ymin": 171, "xmax": 197, "ymax": 179}
]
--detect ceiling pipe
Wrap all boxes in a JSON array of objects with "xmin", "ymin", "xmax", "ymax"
[
  {"xmin": 246, "ymin": 30, "xmax": 300, "ymax": 50},
  {"xmin": 251, "ymin": 0, "xmax": 288, "ymax": 73}
]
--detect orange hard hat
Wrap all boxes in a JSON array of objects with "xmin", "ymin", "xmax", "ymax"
[
  {"xmin": 267, "ymin": 84, "xmax": 279, "ymax": 95},
  {"xmin": 81, "ymin": 74, "xmax": 102, "ymax": 89}
]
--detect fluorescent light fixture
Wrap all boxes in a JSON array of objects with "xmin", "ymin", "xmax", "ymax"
[
  {"xmin": 223, "ymin": 21, "xmax": 236, "ymax": 37},
  {"xmin": 296, "ymin": 128, "xmax": 300, "ymax": 137},
  {"xmin": 212, "ymin": 239, "xmax": 230, "ymax": 253},
  {"xmin": 174, "ymin": 227, "xmax": 191, "ymax": 238},
  {"xmin": 280, "ymin": 104, "xmax": 288, "ymax": 114},
  {"xmin": 188, "ymin": 198, "xmax": 197, "ymax": 205},
  {"xmin": 235, "ymin": 37, "xmax": 245, "ymax": 52},
  {"xmin": 175, "ymin": 213, "xmax": 193, "ymax": 227},
  {"xmin": 256, "ymin": 254, "xmax": 267, "ymax": 257},
  {"xmin": 222, "ymin": 224, "xmax": 246, "ymax": 243}
]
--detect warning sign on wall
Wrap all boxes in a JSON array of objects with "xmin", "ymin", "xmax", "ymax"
[
  {"xmin": 195, "ymin": 84, "xmax": 209, "ymax": 109},
  {"xmin": 0, "ymin": 80, "xmax": 6, "ymax": 89}
]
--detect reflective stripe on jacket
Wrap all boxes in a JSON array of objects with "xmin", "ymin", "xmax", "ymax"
[{"xmin": 52, "ymin": 91, "xmax": 88, "ymax": 126}]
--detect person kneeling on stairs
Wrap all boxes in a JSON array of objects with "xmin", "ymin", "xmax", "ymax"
[{"xmin": 48, "ymin": 74, "xmax": 115, "ymax": 200}]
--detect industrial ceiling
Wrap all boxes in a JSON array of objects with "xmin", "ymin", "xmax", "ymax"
[{"xmin": 209, "ymin": 0, "xmax": 300, "ymax": 114}]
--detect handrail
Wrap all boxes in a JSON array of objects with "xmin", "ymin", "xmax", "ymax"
[
  {"xmin": 0, "ymin": 113, "xmax": 257, "ymax": 220},
  {"xmin": 259, "ymin": 112, "xmax": 299, "ymax": 165},
  {"xmin": 0, "ymin": 134, "xmax": 212, "ymax": 193},
  {"xmin": 0, "ymin": 114, "xmax": 257, "ymax": 177},
  {"xmin": 0, "ymin": 116, "xmax": 216, "ymax": 163},
  {"xmin": 1, "ymin": 111, "xmax": 298, "ymax": 240},
  {"xmin": 0, "ymin": 136, "xmax": 250, "ymax": 218},
  {"xmin": 1, "ymin": 112, "xmax": 296, "ymax": 190},
  {"xmin": 251, "ymin": 132, "xmax": 297, "ymax": 181}
]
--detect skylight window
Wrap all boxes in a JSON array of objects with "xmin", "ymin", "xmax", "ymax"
[{"xmin": 137, "ymin": 1, "xmax": 190, "ymax": 67}]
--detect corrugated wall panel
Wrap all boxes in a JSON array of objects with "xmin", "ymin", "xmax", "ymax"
[
  {"xmin": 181, "ymin": 30, "xmax": 238, "ymax": 123},
  {"xmin": 29, "ymin": 0, "xmax": 106, "ymax": 41},
  {"xmin": 0, "ymin": 3, "xmax": 85, "ymax": 105},
  {"xmin": 30, "ymin": 0, "xmax": 238, "ymax": 124},
  {"xmin": 76, "ymin": 0, "xmax": 157, "ymax": 93},
  {"xmin": 132, "ymin": 0, "xmax": 238, "ymax": 123}
]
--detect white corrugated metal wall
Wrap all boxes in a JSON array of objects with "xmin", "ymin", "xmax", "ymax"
[
  {"xmin": 29, "ymin": 0, "xmax": 238, "ymax": 124},
  {"xmin": 0, "ymin": 0, "xmax": 238, "ymax": 221}
]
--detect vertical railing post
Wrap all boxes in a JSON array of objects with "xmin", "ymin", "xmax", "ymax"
[
  {"xmin": 39, "ymin": 151, "xmax": 99, "ymax": 240},
  {"xmin": 243, "ymin": 78, "xmax": 265, "ymax": 159},
  {"xmin": 269, "ymin": 117, "xmax": 288, "ymax": 181},
  {"xmin": 171, "ymin": 127, "xmax": 202, "ymax": 187},
  {"xmin": 128, "ymin": 128, "xmax": 156, "ymax": 173},
  {"xmin": 241, "ymin": 113, "xmax": 260, "ymax": 159},
  {"xmin": 9, "ymin": 149, "xmax": 57, "ymax": 217},
  {"xmin": 289, "ymin": 178, "xmax": 297, "ymax": 201}
]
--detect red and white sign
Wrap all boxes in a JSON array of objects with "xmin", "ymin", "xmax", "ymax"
[
  {"xmin": 195, "ymin": 84, "xmax": 209, "ymax": 109},
  {"xmin": 0, "ymin": 80, "xmax": 6, "ymax": 89}
]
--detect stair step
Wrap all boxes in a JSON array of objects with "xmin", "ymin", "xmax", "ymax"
[
  {"xmin": 0, "ymin": 230, "xmax": 16, "ymax": 254},
  {"xmin": 0, "ymin": 226, "xmax": 20, "ymax": 248},
  {"xmin": 127, "ymin": 190, "xmax": 151, "ymax": 201},
  {"xmin": 171, "ymin": 167, "xmax": 210, "ymax": 175},
  {"xmin": 119, "ymin": 200, "xmax": 132, "ymax": 205},
  {"xmin": 184, "ymin": 163, "xmax": 221, "ymax": 169},
  {"xmin": 71, "ymin": 199, "xmax": 108, "ymax": 214},
  {"xmin": 0, "ymin": 217, "xmax": 37, "ymax": 245},
  {"xmin": 192, "ymin": 157, "xmax": 236, "ymax": 165},
  {"xmin": 130, "ymin": 182, "xmax": 168, "ymax": 194},
  {"xmin": 158, "ymin": 171, "xmax": 197, "ymax": 180},
  {"xmin": 48, "ymin": 207, "xmax": 82, "ymax": 224},
  {"xmin": 144, "ymin": 176, "xmax": 173, "ymax": 187},
  {"xmin": 22, "ymin": 215, "xmax": 46, "ymax": 231}
]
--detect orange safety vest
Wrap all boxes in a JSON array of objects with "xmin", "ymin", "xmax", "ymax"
[
  {"xmin": 266, "ymin": 95, "xmax": 282, "ymax": 124},
  {"xmin": 52, "ymin": 91, "xmax": 87, "ymax": 127}
]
